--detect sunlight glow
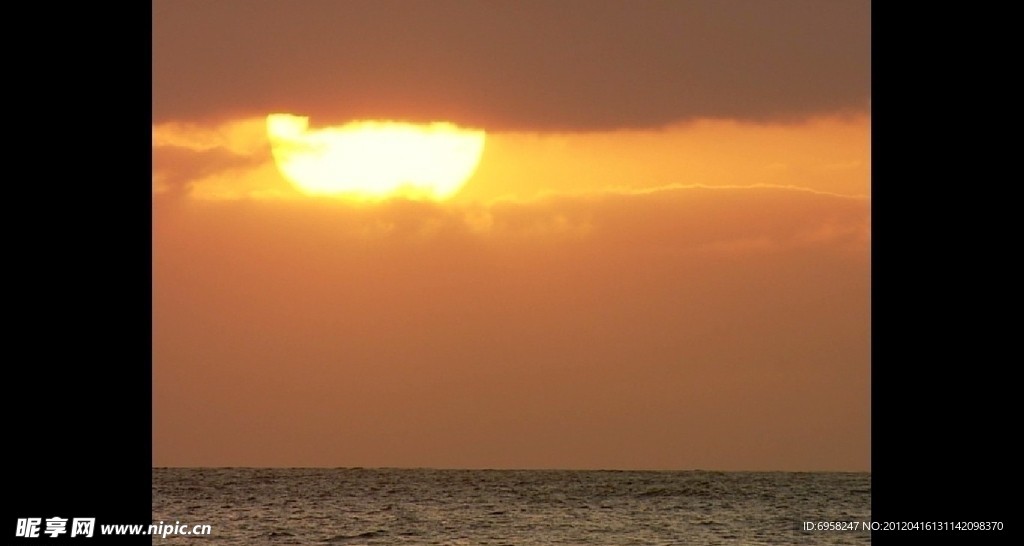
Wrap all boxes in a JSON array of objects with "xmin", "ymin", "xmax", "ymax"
[{"xmin": 267, "ymin": 114, "xmax": 485, "ymax": 201}]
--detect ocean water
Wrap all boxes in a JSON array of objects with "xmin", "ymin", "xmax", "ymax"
[{"xmin": 152, "ymin": 468, "xmax": 870, "ymax": 545}]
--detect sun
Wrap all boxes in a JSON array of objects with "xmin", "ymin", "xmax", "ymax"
[{"xmin": 266, "ymin": 114, "xmax": 485, "ymax": 201}]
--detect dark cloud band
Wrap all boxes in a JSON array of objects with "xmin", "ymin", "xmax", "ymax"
[{"xmin": 154, "ymin": 0, "xmax": 870, "ymax": 130}]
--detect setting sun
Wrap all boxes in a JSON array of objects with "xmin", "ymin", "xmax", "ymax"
[{"xmin": 266, "ymin": 114, "xmax": 485, "ymax": 201}]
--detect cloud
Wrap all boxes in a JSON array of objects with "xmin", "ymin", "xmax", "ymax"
[
  {"xmin": 154, "ymin": 185, "xmax": 869, "ymax": 469},
  {"xmin": 156, "ymin": 183, "xmax": 868, "ymax": 251},
  {"xmin": 458, "ymin": 185, "xmax": 869, "ymax": 251},
  {"xmin": 154, "ymin": 0, "xmax": 869, "ymax": 130},
  {"xmin": 152, "ymin": 118, "xmax": 295, "ymax": 199},
  {"xmin": 152, "ymin": 145, "xmax": 267, "ymax": 197}
]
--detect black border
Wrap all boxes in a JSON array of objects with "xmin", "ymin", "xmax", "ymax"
[
  {"xmin": 871, "ymin": 4, "xmax": 1013, "ymax": 544},
  {"xmin": 9, "ymin": 3, "xmax": 152, "ymax": 544}
]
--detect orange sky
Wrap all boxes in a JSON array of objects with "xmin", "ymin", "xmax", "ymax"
[{"xmin": 153, "ymin": 1, "xmax": 870, "ymax": 471}]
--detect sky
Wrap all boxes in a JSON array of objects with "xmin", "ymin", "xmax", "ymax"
[{"xmin": 153, "ymin": 0, "xmax": 870, "ymax": 471}]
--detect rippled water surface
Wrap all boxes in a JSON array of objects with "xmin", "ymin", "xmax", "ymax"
[{"xmin": 153, "ymin": 468, "xmax": 870, "ymax": 545}]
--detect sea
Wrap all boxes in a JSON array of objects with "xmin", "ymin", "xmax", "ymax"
[{"xmin": 152, "ymin": 468, "xmax": 871, "ymax": 545}]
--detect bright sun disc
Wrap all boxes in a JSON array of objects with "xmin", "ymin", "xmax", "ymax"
[{"xmin": 267, "ymin": 114, "xmax": 485, "ymax": 201}]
